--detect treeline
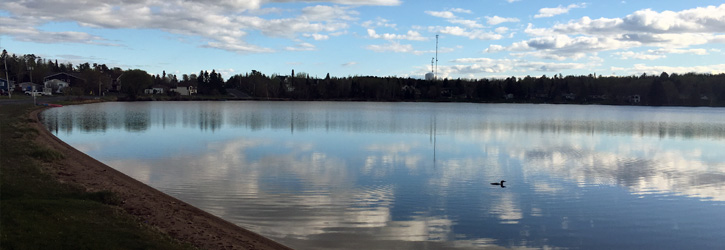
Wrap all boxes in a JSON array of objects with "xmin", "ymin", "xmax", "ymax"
[
  {"xmin": 0, "ymin": 52, "xmax": 227, "ymax": 97},
  {"xmin": 0, "ymin": 53, "xmax": 124, "ymax": 95},
  {"xmin": 2, "ymin": 52, "xmax": 724, "ymax": 106},
  {"xmin": 225, "ymin": 71, "xmax": 725, "ymax": 106}
]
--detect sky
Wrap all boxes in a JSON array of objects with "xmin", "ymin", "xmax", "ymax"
[{"xmin": 1, "ymin": 0, "xmax": 725, "ymax": 80}]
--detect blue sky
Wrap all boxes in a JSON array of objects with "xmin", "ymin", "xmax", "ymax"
[{"xmin": 1, "ymin": 0, "xmax": 724, "ymax": 79}]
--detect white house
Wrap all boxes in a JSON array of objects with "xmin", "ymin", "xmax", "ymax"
[
  {"xmin": 18, "ymin": 82, "xmax": 41, "ymax": 92},
  {"xmin": 629, "ymin": 95, "xmax": 641, "ymax": 104},
  {"xmin": 43, "ymin": 72, "xmax": 84, "ymax": 94},
  {"xmin": 171, "ymin": 83, "xmax": 197, "ymax": 96},
  {"xmin": 44, "ymin": 79, "xmax": 69, "ymax": 94},
  {"xmin": 144, "ymin": 85, "xmax": 167, "ymax": 95}
]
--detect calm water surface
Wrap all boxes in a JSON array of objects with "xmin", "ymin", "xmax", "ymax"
[{"xmin": 41, "ymin": 101, "xmax": 725, "ymax": 249}]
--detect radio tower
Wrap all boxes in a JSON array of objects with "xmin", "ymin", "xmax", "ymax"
[{"xmin": 435, "ymin": 34, "xmax": 439, "ymax": 80}]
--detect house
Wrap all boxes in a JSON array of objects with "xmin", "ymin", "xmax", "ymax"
[
  {"xmin": 18, "ymin": 82, "xmax": 41, "ymax": 92},
  {"xmin": 628, "ymin": 95, "xmax": 641, "ymax": 104},
  {"xmin": 275, "ymin": 76, "xmax": 296, "ymax": 92},
  {"xmin": 144, "ymin": 85, "xmax": 167, "ymax": 95},
  {"xmin": 587, "ymin": 94, "xmax": 608, "ymax": 100},
  {"xmin": 284, "ymin": 83, "xmax": 295, "ymax": 92},
  {"xmin": 43, "ymin": 72, "xmax": 85, "ymax": 94},
  {"xmin": 0, "ymin": 78, "xmax": 12, "ymax": 93},
  {"xmin": 171, "ymin": 83, "xmax": 197, "ymax": 96},
  {"xmin": 401, "ymin": 85, "xmax": 421, "ymax": 98}
]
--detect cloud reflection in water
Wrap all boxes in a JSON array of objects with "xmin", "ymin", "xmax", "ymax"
[{"xmin": 41, "ymin": 102, "xmax": 725, "ymax": 250}]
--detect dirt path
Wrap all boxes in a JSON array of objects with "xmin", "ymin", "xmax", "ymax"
[{"xmin": 29, "ymin": 108, "xmax": 293, "ymax": 250}]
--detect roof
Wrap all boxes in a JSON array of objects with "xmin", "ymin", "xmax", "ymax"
[{"xmin": 44, "ymin": 72, "xmax": 85, "ymax": 81}]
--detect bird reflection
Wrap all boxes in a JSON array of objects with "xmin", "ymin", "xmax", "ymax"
[{"xmin": 491, "ymin": 180, "xmax": 506, "ymax": 188}]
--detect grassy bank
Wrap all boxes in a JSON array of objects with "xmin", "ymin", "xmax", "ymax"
[{"xmin": 0, "ymin": 104, "xmax": 194, "ymax": 249}]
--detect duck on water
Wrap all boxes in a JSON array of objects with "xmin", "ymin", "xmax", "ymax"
[{"xmin": 491, "ymin": 180, "xmax": 506, "ymax": 188}]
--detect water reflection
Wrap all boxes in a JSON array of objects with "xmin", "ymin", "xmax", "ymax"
[
  {"xmin": 43, "ymin": 102, "xmax": 725, "ymax": 140},
  {"xmin": 40, "ymin": 102, "xmax": 725, "ymax": 250}
]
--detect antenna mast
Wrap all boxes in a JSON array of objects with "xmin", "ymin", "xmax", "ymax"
[{"xmin": 435, "ymin": 34, "xmax": 439, "ymax": 80}]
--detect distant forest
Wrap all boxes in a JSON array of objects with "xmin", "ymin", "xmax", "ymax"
[{"xmin": 3, "ymin": 52, "xmax": 725, "ymax": 106}]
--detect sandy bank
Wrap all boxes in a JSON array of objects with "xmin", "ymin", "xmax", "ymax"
[{"xmin": 29, "ymin": 108, "xmax": 292, "ymax": 250}]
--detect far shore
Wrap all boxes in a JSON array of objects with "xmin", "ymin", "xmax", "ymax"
[{"xmin": 27, "ymin": 105, "xmax": 293, "ymax": 250}]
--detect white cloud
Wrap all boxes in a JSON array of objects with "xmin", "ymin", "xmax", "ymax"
[
  {"xmin": 535, "ymin": 3, "xmax": 586, "ymax": 18},
  {"xmin": 285, "ymin": 42, "xmax": 316, "ymax": 51},
  {"xmin": 426, "ymin": 9, "xmax": 484, "ymax": 29},
  {"xmin": 448, "ymin": 8, "xmax": 472, "ymax": 14},
  {"xmin": 204, "ymin": 41, "xmax": 275, "ymax": 53},
  {"xmin": 365, "ymin": 42, "xmax": 458, "ymax": 55},
  {"xmin": 442, "ymin": 58, "xmax": 586, "ymax": 77},
  {"xmin": 615, "ymin": 51, "xmax": 666, "ymax": 60},
  {"xmin": 0, "ymin": 0, "xmax": 392, "ymax": 53},
  {"xmin": 449, "ymin": 19, "xmax": 484, "ymax": 29},
  {"xmin": 505, "ymin": 34, "xmax": 638, "ymax": 60},
  {"xmin": 549, "ymin": 4, "xmax": 725, "ymax": 35},
  {"xmin": 496, "ymin": 5, "xmax": 725, "ymax": 60},
  {"xmin": 430, "ymin": 26, "xmax": 503, "ymax": 40},
  {"xmin": 361, "ymin": 18, "xmax": 397, "ymax": 29},
  {"xmin": 486, "ymin": 16, "xmax": 520, "ymax": 25},
  {"xmin": 616, "ymin": 48, "xmax": 710, "ymax": 60},
  {"xmin": 484, "ymin": 44, "xmax": 505, "ymax": 53},
  {"xmin": 367, "ymin": 29, "xmax": 428, "ymax": 41},
  {"xmin": 304, "ymin": 33, "xmax": 330, "ymax": 40},
  {"xmin": 425, "ymin": 10, "xmax": 456, "ymax": 19},
  {"xmin": 412, "ymin": 46, "xmax": 460, "ymax": 55},
  {"xmin": 342, "ymin": 61, "xmax": 358, "ymax": 67},
  {"xmin": 611, "ymin": 63, "xmax": 725, "ymax": 75},
  {"xmin": 318, "ymin": 0, "xmax": 401, "ymax": 6},
  {"xmin": 365, "ymin": 42, "xmax": 414, "ymax": 53},
  {"xmin": 495, "ymin": 27, "xmax": 509, "ymax": 34}
]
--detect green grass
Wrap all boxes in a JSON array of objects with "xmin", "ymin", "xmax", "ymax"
[
  {"xmin": 28, "ymin": 146, "xmax": 65, "ymax": 162},
  {"xmin": 0, "ymin": 104, "xmax": 195, "ymax": 250}
]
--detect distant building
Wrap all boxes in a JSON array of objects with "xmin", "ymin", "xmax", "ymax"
[
  {"xmin": 144, "ymin": 85, "xmax": 167, "ymax": 95},
  {"xmin": 0, "ymin": 78, "xmax": 12, "ymax": 93},
  {"xmin": 112, "ymin": 75, "xmax": 123, "ymax": 92},
  {"xmin": 629, "ymin": 95, "xmax": 641, "ymax": 104},
  {"xmin": 425, "ymin": 72, "xmax": 435, "ymax": 81},
  {"xmin": 18, "ymin": 82, "xmax": 41, "ymax": 92},
  {"xmin": 172, "ymin": 82, "xmax": 197, "ymax": 96},
  {"xmin": 43, "ymin": 72, "xmax": 84, "ymax": 94},
  {"xmin": 285, "ymin": 83, "xmax": 295, "ymax": 92},
  {"xmin": 587, "ymin": 94, "xmax": 608, "ymax": 100}
]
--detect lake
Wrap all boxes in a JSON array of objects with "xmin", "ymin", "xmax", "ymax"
[{"xmin": 40, "ymin": 101, "xmax": 725, "ymax": 249}]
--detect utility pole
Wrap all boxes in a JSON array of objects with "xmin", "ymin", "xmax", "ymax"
[
  {"xmin": 2, "ymin": 49, "xmax": 10, "ymax": 98},
  {"xmin": 28, "ymin": 64, "xmax": 35, "ymax": 104},
  {"xmin": 28, "ymin": 65, "xmax": 33, "ymax": 84}
]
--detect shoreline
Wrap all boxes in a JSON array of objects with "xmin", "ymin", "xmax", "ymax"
[{"xmin": 29, "ymin": 107, "xmax": 292, "ymax": 250}]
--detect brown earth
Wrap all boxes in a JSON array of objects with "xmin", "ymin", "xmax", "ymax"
[{"xmin": 28, "ymin": 108, "xmax": 293, "ymax": 250}]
